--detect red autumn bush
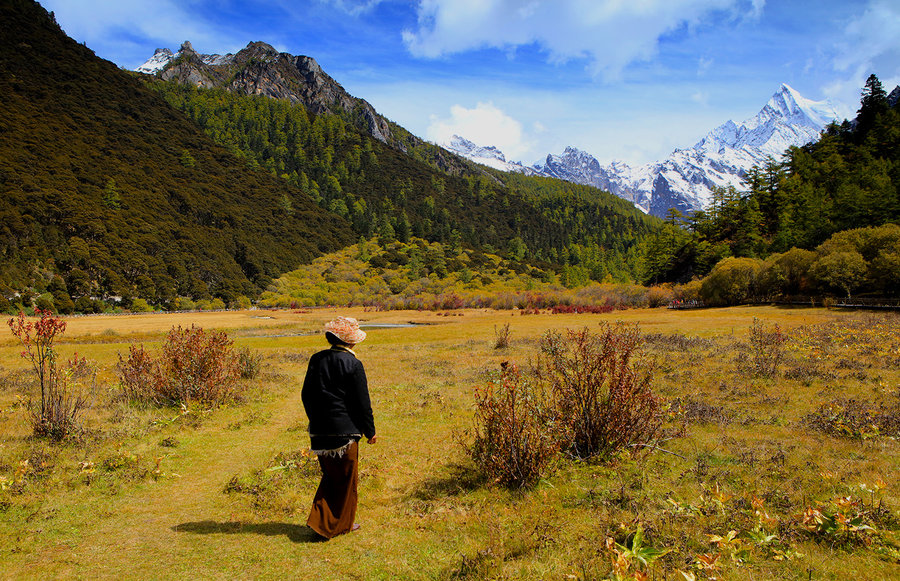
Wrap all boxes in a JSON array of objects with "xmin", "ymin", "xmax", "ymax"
[
  {"xmin": 535, "ymin": 324, "xmax": 661, "ymax": 461},
  {"xmin": 467, "ymin": 324, "xmax": 662, "ymax": 487},
  {"xmin": 7, "ymin": 309, "xmax": 93, "ymax": 440},
  {"xmin": 117, "ymin": 325, "xmax": 242, "ymax": 406},
  {"xmin": 466, "ymin": 363, "xmax": 560, "ymax": 489}
]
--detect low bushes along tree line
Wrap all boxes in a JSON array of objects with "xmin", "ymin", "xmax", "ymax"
[{"xmin": 684, "ymin": 223, "xmax": 900, "ymax": 306}]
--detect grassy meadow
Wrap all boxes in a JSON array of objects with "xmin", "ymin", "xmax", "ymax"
[{"xmin": 0, "ymin": 306, "xmax": 898, "ymax": 580}]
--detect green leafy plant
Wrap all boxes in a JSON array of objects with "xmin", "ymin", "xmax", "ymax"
[
  {"xmin": 605, "ymin": 525, "xmax": 671, "ymax": 581},
  {"xmin": 797, "ymin": 496, "xmax": 877, "ymax": 546}
]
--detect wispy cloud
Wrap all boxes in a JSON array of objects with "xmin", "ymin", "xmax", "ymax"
[
  {"xmin": 316, "ymin": 0, "xmax": 386, "ymax": 17},
  {"xmin": 691, "ymin": 91, "xmax": 710, "ymax": 107},
  {"xmin": 39, "ymin": 0, "xmax": 245, "ymax": 67},
  {"xmin": 825, "ymin": 0, "xmax": 900, "ymax": 114},
  {"xmin": 403, "ymin": 0, "xmax": 765, "ymax": 80}
]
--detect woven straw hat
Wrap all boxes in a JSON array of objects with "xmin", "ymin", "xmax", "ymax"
[{"xmin": 324, "ymin": 316, "xmax": 367, "ymax": 345}]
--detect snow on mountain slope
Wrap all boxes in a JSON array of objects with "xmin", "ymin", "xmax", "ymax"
[
  {"xmin": 442, "ymin": 135, "xmax": 540, "ymax": 174},
  {"xmin": 136, "ymin": 42, "xmax": 235, "ymax": 75},
  {"xmin": 135, "ymin": 48, "xmax": 174, "ymax": 74},
  {"xmin": 449, "ymin": 85, "xmax": 843, "ymax": 217}
]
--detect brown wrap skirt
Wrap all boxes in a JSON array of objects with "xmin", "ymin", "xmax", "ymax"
[{"xmin": 306, "ymin": 440, "xmax": 359, "ymax": 538}]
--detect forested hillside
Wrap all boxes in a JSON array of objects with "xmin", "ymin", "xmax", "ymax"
[
  {"xmin": 147, "ymin": 82, "xmax": 658, "ymax": 285},
  {"xmin": 644, "ymin": 74, "xmax": 900, "ymax": 288},
  {"xmin": 0, "ymin": 0, "xmax": 354, "ymax": 312},
  {"xmin": 0, "ymin": 0, "xmax": 662, "ymax": 315}
]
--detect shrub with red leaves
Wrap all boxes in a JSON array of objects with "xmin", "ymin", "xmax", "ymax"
[
  {"xmin": 117, "ymin": 325, "xmax": 242, "ymax": 407},
  {"xmin": 536, "ymin": 324, "xmax": 661, "ymax": 460},
  {"xmin": 7, "ymin": 309, "xmax": 93, "ymax": 440}
]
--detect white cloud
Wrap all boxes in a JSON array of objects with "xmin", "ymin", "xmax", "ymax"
[
  {"xmin": 316, "ymin": 0, "xmax": 385, "ymax": 16},
  {"xmin": 691, "ymin": 91, "xmax": 710, "ymax": 107},
  {"xmin": 826, "ymin": 0, "xmax": 900, "ymax": 115},
  {"xmin": 426, "ymin": 102, "xmax": 534, "ymax": 160},
  {"xmin": 403, "ymin": 0, "xmax": 764, "ymax": 80}
]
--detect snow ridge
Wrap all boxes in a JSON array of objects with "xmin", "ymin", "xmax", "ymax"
[
  {"xmin": 446, "ymin": 85, "xmax": 842, "ymax": 217},
  {"xmin": 135, "ymin": 43, "xmax": 235, "ymax": 75},
  {"xmin": 443, "ymin": 135, "xmax": 539, "ymax": 174}
]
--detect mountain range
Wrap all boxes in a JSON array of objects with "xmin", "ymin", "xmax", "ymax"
[
  {"xmin": 0, "ymin": 0, "xmax": 659, "ymax": 312},
  {"xmin": 138, "ymin": 43, "xmax": 854, "ymax": 221},
  {"xmin": 445, "ymin": 85, "xmax": 845, "ymax": 217}
]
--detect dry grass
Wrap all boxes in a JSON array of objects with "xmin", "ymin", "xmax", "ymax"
[{"xmin": 0, "ymin": 306, "xmax": 898, "ymax": 579}]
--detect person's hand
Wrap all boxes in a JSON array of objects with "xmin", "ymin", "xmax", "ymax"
[{"xmin": 367, "ymin": 434, "xmax": 378, "ymax": 444}]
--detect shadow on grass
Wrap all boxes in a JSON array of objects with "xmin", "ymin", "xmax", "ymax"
[
  {"xmin": 407, "ymin": 460, "xmax": 487, "ymax": 501},
  {"xmin": 173, "ymin": 520, "xmax": 322, "ymax": 543}
]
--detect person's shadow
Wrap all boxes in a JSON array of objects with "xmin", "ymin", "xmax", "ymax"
[{"xmin": 173, "ymin": 521, "xmax": 323, "ymax": 543}]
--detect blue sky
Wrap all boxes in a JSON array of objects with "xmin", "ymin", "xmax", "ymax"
[{"xmin": 39, "ymin": 0, "xmax": 900, "ymax": 166}]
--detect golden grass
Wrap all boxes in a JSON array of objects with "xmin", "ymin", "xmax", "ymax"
[{"xmin": 0, "ymin": 306, "xmax": 898, "ymax": 580}]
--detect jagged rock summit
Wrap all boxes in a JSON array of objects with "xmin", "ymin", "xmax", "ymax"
[
  {"xmin": 137, "ymin": 41, "xmax": 480, "ymax": 174},
  {"xmin": 137, "ymin": 40, "xmax": 392, "ymax": 143}
]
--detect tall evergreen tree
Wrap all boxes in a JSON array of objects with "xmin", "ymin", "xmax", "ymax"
[{"xmin": 856, "ymin": 73, "xmax": 888, "ymax": 137}]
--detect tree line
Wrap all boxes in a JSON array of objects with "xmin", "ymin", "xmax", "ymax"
[{"xmin": 643, "ymin": 74, "xmax": 899, "ymax": 304}]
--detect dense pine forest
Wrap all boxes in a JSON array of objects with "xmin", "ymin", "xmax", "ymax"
[
  {"xmin": 0, "ymin": 0, "xmax": 354, "ymax": 313},
  {"xmin": 146, "ymin": 81, "xmax": 657, "ymax": 286}
]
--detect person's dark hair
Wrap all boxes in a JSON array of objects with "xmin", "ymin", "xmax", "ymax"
[{"xmin": 325, "ymin": 331, "xmax": 351, "ymax": 346}]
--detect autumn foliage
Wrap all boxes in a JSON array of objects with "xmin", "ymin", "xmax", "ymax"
[
  {"xmin": 117, "ymin": 326, "xmax": 242, "ymax": 406},
  {"xmin": 7, "ymin": 309, "xmax": 92, "ymax": 440},
  {"xmin": 467, "ymin": 324, "xmax": 661, "ymax": 487}
]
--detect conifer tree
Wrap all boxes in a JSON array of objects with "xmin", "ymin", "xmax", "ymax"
[{"xmin": 856, "ymin": 73, "xmax": 888, "ymax": 137}]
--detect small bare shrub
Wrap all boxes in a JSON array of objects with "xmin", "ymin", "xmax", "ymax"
[
  {"xmin": 0, "ymin": 366, "xmax": 31, "ymax": 394},
  {"xmin": 744, "ymin": 318, "xmax": 785, "ymax": 378},
  {"xmin": 493, "ymin": 323, "xmax": 511, "ymax": 349},
  {"xmin": 237, "ymin": 347, "xmax": 262, "ymax": 379},
  {"xmin": 117, "ymin": 325, "xmax": 242, "ymax": 407},
  {"xmin": 536, "ymin": 324, "xmax": 661, "ymax": 461},
  {"xmin": 643, "ymin": 332, "xmax": 713, "ymax": 352},
  {"xmin": 783, "ymin": 361, "xmax": 837, "ymax": 384},
  {"xmin": 803, "ymin": 399, "xmax": 900, "ymax": 439},
  {"xmin": 466, "ymin": 363, "xmax": 559, "ymax": 488},
  {"xmin": 668, "ymin": 397, "xmax": 732, "ymax": 425}
]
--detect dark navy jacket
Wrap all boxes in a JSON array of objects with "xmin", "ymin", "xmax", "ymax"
[{"xmin": 301, "ymin": 347, "xmax": 376, "ymax": 445}]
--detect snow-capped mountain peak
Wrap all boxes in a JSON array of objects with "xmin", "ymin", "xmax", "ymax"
[
  {"xmin": 135, "ymin": 48, "xmax": 174, "ymax": 74},
  {"xmin": 135, "ymin": 42, "xmax": 235, "ymax": 75},
  {"xmin": 448, "ymin": 135, "xmax": 507, "ymax": 163},
  {"xmin": 443, "ymin": 135, "xmax": 539, "ymax": 174},
  {"xmin": 446, "ymin": 85, "xmax": 843, "ymax": 217}
]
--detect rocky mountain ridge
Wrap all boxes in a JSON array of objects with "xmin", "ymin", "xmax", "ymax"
[
  {"xmin": 138, "ymin": 41, "xmax": 484, "ymax": 176},
  {"xmin": 139, "ymin": 40, "xmax": 394, "ymax": 144}
]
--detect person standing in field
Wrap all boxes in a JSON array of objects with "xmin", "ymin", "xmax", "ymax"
[{"xmin": 302, "ymin": 316, "xmax": 377, "ymax": 539}]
